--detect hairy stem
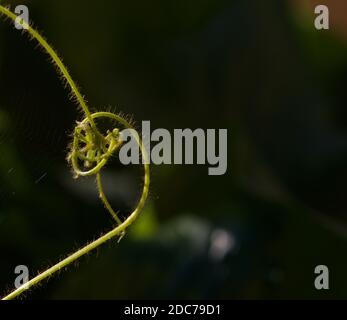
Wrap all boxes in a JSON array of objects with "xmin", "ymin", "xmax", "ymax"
[
  {"xmin": 0, "ymin": 4, "xmax": 98, "ymax": 132},
  {"xmin": 0, "ymin": 4, "xmax": 150, "ymax": 300}
]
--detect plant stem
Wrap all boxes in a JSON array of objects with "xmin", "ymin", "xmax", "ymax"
[{"xmin": 0, "ymin": 4, "xmax": 150, "ymax": 300}]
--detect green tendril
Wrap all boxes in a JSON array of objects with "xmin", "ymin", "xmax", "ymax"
[{"xmin": 0, "ymin": 4, "xmax": 150, "ymax": 300}]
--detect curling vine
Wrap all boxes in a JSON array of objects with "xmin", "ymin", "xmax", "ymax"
[{"xmin": 0, "ymin": 4, "xmax": 150, "ymax": 300}]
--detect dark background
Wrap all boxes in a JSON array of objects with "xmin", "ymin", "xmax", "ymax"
[{"xmin": 0, "ymin": 0, "xmax": 347, "ymax": 299}]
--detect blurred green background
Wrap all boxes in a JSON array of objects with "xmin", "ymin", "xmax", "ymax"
[{"xmin": 0, "ymin": 0, "xmax": 347, "ymax": 299}]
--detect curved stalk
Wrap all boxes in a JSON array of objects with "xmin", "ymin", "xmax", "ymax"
[{"xmin": 0, "ymin": 4, "xmax": 150, "ymax": 300}]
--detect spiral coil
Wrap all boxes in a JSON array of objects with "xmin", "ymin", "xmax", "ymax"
[{"xmin": 0, "ymin": 4, "xmax": 150, "ymax": 300}]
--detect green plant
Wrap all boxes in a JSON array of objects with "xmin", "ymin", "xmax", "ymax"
[{"xmin": 0, "ymin": 4, "xmax": 150, "ymax": 300}]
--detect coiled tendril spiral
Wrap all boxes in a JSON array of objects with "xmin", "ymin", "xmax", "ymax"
[{"xmin": 0, "ymin": 4, "xmax": 150, "ymax": 300}]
